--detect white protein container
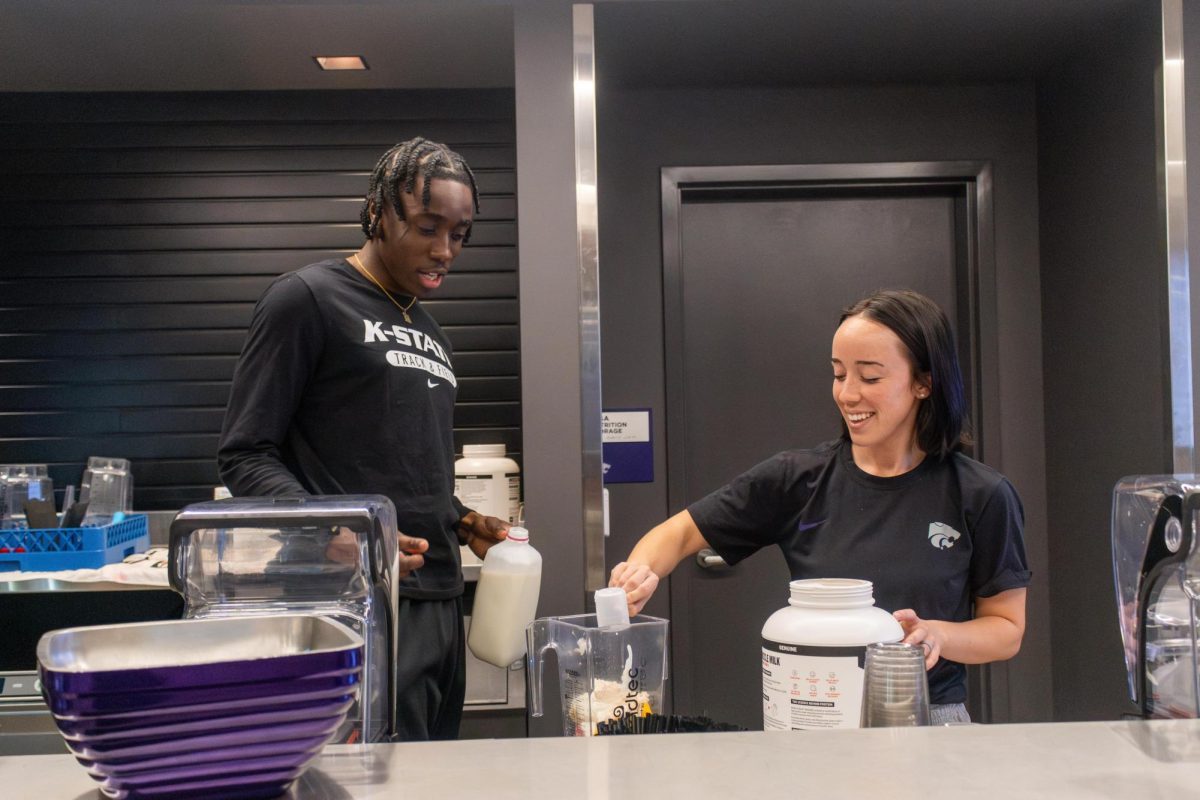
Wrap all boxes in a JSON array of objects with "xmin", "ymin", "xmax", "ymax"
[
  {"xmin": 761, "ymin": 578, "xmax": 903, "ymax": 731},
  {"xmin": 454, "ymin": 444, "xmax": 521, "ymax": 524}
]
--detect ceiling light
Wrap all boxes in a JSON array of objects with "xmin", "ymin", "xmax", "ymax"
[{"xmin": 313, "ymin": 56, "xmax": 369, "ymax": 71}]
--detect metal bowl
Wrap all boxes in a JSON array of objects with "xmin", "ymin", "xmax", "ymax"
[{"xmin": 39, "ymin": 613, "xmax": 362, "ymax": 694}]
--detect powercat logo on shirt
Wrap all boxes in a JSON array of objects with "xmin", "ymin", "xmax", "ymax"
[
  {"xmin": 363, "ymin": 319, "xmax": 457, "ymax": 388},
  {"xmin": 927, "ymin": 522, "xmax": 962, "ymax": 550}
]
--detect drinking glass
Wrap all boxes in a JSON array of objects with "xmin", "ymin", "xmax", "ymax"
[{"xmin": 860, "ymin": 641, "xmax": 931, "ymax": 727}]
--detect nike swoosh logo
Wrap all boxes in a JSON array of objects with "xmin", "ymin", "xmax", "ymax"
[
  {"xmin": 797, "ymin": 519, "xmax": 826, "ymax": 533},
  {"xmin": 427, "ymin": 379, "xmax": 439, "ymax": 388}
]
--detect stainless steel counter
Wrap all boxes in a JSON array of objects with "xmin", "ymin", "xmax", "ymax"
[
  {"xmin": 0, "ymin": 577, "xmax": 165, "ymax": 593},
  {"xmin": 3, "ymin": 719, "xmax": 1200, "ymax": 799}
]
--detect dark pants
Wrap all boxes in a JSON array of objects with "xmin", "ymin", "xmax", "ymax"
[{"xmin": 393, "ymin": 596, "xmax": 465, "ymax": 741}]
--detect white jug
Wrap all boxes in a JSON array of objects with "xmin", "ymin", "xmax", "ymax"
[{"xmin": 468, "ymin": 526, "xmax": 542, "ymax": 668}]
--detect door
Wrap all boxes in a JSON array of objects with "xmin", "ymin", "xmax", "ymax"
[{"xmin": 661, "ymin": 163, "xmax": 992, "ymax": 729}]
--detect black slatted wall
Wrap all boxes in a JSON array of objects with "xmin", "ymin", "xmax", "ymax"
[{"xmin": 0, "ymin": 89, "xmax": 520, "ymax": 511}]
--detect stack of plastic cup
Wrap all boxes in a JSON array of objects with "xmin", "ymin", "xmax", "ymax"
[
  {"xmin": 0, "ymin": 465, "xmax": 54, "ymax": 529},
  {"xmin": 0, "ymin": 465, "xmax": 15, "ymax": 528},
  {"xmin": 860, "ymin": 641, "xmax": 931, "ymax": 727}
]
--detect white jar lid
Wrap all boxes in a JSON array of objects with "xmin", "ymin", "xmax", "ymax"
[
  {"xmin": 463, "ymin": 444, "xmax": 506, "ymax": 457},
  {"xmin": 789, "ymin": 578, "xmax": 877, "ymax": 608}
]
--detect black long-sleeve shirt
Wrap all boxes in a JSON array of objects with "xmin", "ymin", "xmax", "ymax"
[{"xmin": 218, "ymin": 259, "xmax": 465, "ymax": 599}]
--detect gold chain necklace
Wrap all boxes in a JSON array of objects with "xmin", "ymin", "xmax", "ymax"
[{"xmin": 349, "ymin": 252, "xmax": 417, "ymax": 324}]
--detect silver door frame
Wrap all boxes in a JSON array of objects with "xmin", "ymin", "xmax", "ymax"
[
  {"xmin": 659, "ymin": 160, "xmax": 1001, "ymax": 720},
  {"xmin": 1161, "ymin": 0, "xmax": 1195, "ymax": 473}
]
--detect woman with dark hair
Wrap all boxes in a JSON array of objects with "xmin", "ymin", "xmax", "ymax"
[{"xmin": 610, "ymin": 289, "xmax": 1030, "ymax": 724}]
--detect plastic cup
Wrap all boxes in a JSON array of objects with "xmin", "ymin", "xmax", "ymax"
[
  {"xmin": 0, "ymin": 465, "xmax": 17, "ymax": 529},
  {"xmin": 81, "ymin": 457, "xmax": 132, "ymax": 526},
  {"xmin": 860, "ymin": 642, "xmax": 930, "ymax": 728},
  {"xmin": 0, "ymin": 465, "xmax": 54, "ymax": 529},
  {"xmin": 594, "ymin": 587, "xmax": 631, "ymax": 628}
]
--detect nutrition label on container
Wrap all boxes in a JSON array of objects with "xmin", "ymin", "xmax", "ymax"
[
  {"xmin": 455, "ymin": 474, "xmax": 521, "ymax": 523},
  {"xmin": 761, "ymin": 640, "xmax": 866, "ymax": 730}
]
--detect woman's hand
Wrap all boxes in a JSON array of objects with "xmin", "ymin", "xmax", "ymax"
[
  {"xmin": 893, "ymin": 608, "xmax": 945, "ymax": 670},
  {"xmin": 609, "ymin": 562, "xmax": 660, "ymax": 617},
  {"xmin": 892, "ymin": 589, "xmax": 1026, "ymax": 669},
  {"xmin": 607, "ymin": 510, "xmax": 709, "ymax": 616},
  {"xmin": 457, "ymin": 511, "xmax": 509, "ymax": 560}
]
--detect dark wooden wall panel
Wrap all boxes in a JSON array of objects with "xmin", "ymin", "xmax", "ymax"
[{"xmin": 0, "ymin": 89, "xmax": 520, "ymax": 510}]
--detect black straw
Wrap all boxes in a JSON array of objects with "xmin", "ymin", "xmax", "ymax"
[{"xmin": 595, "ymin": 714, "xmax": 746, "ymax": 735}]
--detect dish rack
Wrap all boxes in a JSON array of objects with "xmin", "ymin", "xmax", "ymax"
[{"xmin": 0, "ymin": 514, "xmax": 149, "ymax": 572}]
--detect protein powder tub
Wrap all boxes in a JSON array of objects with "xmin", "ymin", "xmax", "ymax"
[
  {"xmin": 761, "ymin": 578, "xmax": 903, "ymax": 731},
  {"xmin": 454, "ymin": 444, "xmax": 521, "ymax": 524}
]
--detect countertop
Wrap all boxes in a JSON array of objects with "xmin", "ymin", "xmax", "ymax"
[{"xmin": 4, "ymin": 719, "xmax": 1200, "ymax": 799}]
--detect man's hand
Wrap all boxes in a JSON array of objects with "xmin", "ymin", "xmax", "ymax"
[
  {"xmin": 458, "ymin": 511, "xmax": 509, "ymax": 560},
  {"xmin": 324, "ymin": 527, "xmax": 427, "ymax": 578},
  {"xmin": 324, "ymin": 527, "xmax": 361, "ymax": 566},
  {"xmin": 397, "ymin": 532, "xmax": 428, "ymax": 578}
]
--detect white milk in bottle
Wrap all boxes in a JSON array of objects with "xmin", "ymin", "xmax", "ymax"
[{"xmin": 467, "ymin": 526, "xmax": 542, "ymax": 668}]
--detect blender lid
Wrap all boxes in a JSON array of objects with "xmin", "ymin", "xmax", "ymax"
[
  {"xmin": 171, "ymin": 494, "xmax": 397, "ymax": 531},
  {"xmin": 167, "ymin": 495, "xmax": 399, "ymax": 602}
]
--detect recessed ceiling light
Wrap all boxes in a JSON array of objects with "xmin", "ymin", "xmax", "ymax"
[{"xmin": 313, "ymin": 56, "xmax": 369, "ymax": 71}]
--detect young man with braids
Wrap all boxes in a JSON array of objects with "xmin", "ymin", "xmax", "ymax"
[{"xmin": 218, "ymin": 138, "xmax": 510, "ymax": 740}]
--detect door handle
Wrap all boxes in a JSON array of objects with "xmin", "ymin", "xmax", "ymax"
[{"xmin": 696, "ymin": 549, "xmax": 728, "ymax": 569}]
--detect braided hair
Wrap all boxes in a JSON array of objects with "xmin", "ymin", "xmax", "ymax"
[{"xmin": 359, "ymin": 137, "xmax": 481, "ymax": 242}]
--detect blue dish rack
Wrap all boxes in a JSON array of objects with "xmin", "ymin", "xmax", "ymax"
[{"xmin": 0, "ymin": 514, "xmax": 149, "ymax": 572}]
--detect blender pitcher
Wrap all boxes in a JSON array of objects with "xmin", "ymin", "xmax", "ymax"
[
  {"xmin": 1113, "ymin": 475, "xmax": 1200, "ymax": 718},
  {"xmin": 526, "ymin": 613, "xmax": 668, "ymax": 736},
  {"xmin": 169, "ymin": 495, "xmax": 400, "ymax": 743}
]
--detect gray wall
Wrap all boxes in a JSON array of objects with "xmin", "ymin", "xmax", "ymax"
[
  {"xmin": 1038, "ymin": 4, "xmax": 1169, "ymax": 720},
  {"xmin": 596, "ymin": 82, "xmax": 1053, "ymax": 722}
]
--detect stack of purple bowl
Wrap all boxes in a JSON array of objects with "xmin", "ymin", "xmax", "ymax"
[{"xmin": 37, "ymin": 614, "xmax": 364, "ymax": 800}]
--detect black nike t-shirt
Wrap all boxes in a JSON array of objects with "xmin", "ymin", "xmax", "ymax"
[
  {"xmin": 689, "ymin": 438, "xmax": 1031, "ymax": 705},
  {"xmin": 218, "ymin": 259, "xmax": 465, "ymax": 599}
]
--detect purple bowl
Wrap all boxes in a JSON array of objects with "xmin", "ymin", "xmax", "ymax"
[
  {"xmin": 67, "ymin": 716, "xmax": 342, "ymax": 762},
  {"xmin": 43, "ymin": 655, "xmax": 361, "ymax": 700},
  {"xmin": 100, "ymin": 754, "xmax": 308, "ymax": 789},
  {"xmin": 99, "ymin": 767, "xmax": 305, "ymax": 800},
  {"xmin": 87, "ymin": 744, "xmax": 324, "ymax": 781},
  {"xmin": 36, "ymin": 615, "xmax": 363, "ymax": 800},
  {"xmin": 55, "ymin": 695, "xmax": 354, "ymax": 742},
  {"xmin": 38, "ymin": 615, "xmax": 363, "ymax": 697},
  {"xmin": 67, "ymin": 704, "xmax": 351, "ymax": 756},
  {"xmin": 75, "ymin": 732, "xmax": 333, "ymax": 773},
  {"xmin": 49, "ymin": 675, "xmax": 359, "ymax": 720},
  {"xmin": 68, "ymin": 697, "xmax": 352, "ymax": 747}
]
